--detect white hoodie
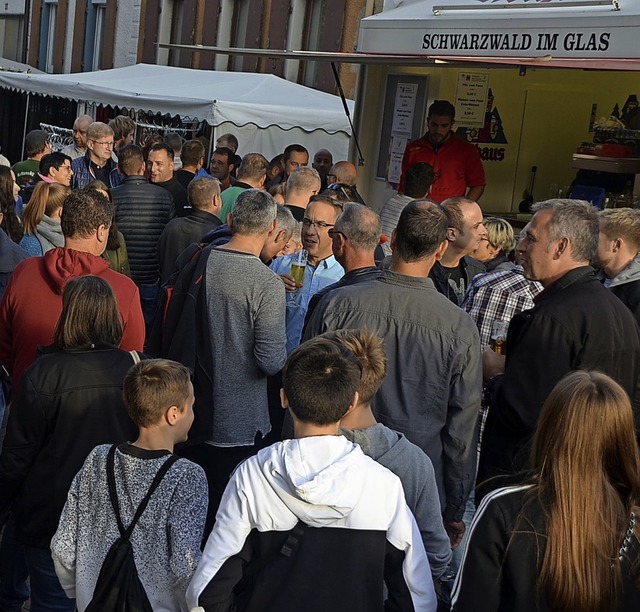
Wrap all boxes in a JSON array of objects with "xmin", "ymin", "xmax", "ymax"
[{"xmin": 187, "ymin": 435, "xmax": 436, "ymax": 611}]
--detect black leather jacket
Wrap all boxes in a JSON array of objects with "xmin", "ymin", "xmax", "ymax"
[{"xmin": 0, "ymin": 346, "xmax": 140, "ymax": 547}]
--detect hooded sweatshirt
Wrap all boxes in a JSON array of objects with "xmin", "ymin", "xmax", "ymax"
[
  {"xmin": 340, "ymin": 424, "xmax": 452, "ymax": 579},
  {"xmin": 187, "ymin": 435, "xmax": 436, "ymax": 612},
  {"xmin": 606, "ymin": 252, "xmax": 640, "ymax": 325},
  {"xmin": 19, "ymin": 215, "xmax": 65, "ymax": 257},
  {"xmin": 0, "ymin": 247, "xmax": 145, "ymax": 391}
]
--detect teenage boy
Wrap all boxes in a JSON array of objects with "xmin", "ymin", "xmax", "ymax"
[
  {"xmin": 326, "ymin": 328, "xmax": 452, "ymax": 581},
  {"xmin": 187, "ymin": 339, "xmax": 436, "ymax": 612},
  {"xmin": 51, "ymin": 360, "xmax": 208, "ymax": 612}
]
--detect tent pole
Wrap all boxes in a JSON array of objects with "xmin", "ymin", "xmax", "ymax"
[
  {"xmin": 331, "ymin": 62, "xmax": 364, "ymax": 166},
  {"xmin": 21, "ymin": 93, "xmax": 30, "ymax": 159}
]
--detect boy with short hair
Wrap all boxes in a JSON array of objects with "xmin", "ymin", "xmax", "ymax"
[
  {"xmin": 187, "ymin": 339, "xmax": 435, "ymax": 612},
  {"xmin": 51, "ymin": 359, "xmax": 208, "ymax": 612},
  {"xmin": 328, "ymin": 328, "xmax": 452, "ymax": 580}
]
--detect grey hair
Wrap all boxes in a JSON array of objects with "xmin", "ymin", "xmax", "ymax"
[
  {"xmin": 335, "ymin": 203, "xmax": 382, "ymax": 251},
  {"xmin": 287, "ymin": 166, "xmax": 320, "ymax": 194},
  {"xmin": 532, "ymin": 199, "xmax": 598, "ymax": 263},
  {"xmin": 275, "ymin": 204, "xmax": 297, "ymax": 240},
  {"xmin": 86, "ymin": 121, "xmax": 114, "ymax": 141},
  {"xmin": 231, "ymin": 188, "xmax": 277, "ymax": 235}
]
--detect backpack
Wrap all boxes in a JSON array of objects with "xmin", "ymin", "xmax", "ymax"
[{"xmin": 85, "ymin": 445, "xmax": 179, "ymax": 612}]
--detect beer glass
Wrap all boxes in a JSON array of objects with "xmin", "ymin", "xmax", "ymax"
[{"xmin": 290, "ymin": 249, "xmax": 308, "ymax": 288}]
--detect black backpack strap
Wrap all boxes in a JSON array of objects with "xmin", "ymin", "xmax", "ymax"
[
  {"xmin": 107, "ymin": 445, "xmax": 180, "ymax": 541},
  {"xmin": 106, "ymin": 445, "xmax": 126, "ymax": 537},
  {"xmin": 122, "ymin": 454, "xmax": 179, "ymax": 540}
]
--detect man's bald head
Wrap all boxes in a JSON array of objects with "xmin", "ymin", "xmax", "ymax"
[{"xmin": 329, "ymin": 161, "xmax": 357, "ymax": 186}]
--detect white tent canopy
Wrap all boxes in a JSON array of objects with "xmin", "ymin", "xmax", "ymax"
[
  {"xmin": 0, "ymin": 63, "xmax": 353, "ymax": 133},
  {"xmin": 0, "ymin": 63, "xmax": 354, "ymax": 161}
]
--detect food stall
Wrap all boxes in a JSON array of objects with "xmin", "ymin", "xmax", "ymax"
[{"xmin": 354, "ymin": 0, "xmax": 640, "ymax": 212}]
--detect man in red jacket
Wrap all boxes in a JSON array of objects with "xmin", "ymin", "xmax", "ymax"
[
  {"xmin": 400, "ymin": 100, "xmax": 486, "ymax": 204},
  {"xmin": 0, "ymin": 189, "xmax": 145, "ymax": 392}
]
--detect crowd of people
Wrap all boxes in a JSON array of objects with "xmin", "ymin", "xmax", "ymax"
[{"xmin": 0, "ymin": 99, "xmax": 639, "ymax": 612}]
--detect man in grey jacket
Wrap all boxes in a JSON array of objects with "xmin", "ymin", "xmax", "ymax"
[
  {"xmin": 305, "ymin": 200, "xmax": 482, "ymax": 549},
  {"xmin": 179, "ymin": 189, "xmax": 287, "ymax": 535}
]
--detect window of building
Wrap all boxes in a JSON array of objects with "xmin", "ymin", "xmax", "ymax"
[
  {"xmin": 0, "ymin": 16, "xmax": 25, "ymax": 63},
  {"xmin": 230, "ymin": 0, "xmax": 250, "ymax": 71},
  {"xmin": 83, "ymin": 0, "xmax": 106, "ymax": 71},
  {"xmin": 302, "ymin": 0, "xmax": 327, "ymax": 88},
  {"xmin": 38, "ymin": 0, "xmax": 58, "ymax": 73},
  {"xmin": 167, "ymin": 0, "xmax": 185, "ymax": 66}
]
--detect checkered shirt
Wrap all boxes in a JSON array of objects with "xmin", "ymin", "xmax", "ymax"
[{"xmin": 461, "ymin": 266, "xmax": 543, "ymax": 349}]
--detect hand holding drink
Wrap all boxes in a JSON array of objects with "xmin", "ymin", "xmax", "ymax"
[
  {"xmin": 290, "ymin": 249, "xmax": 308, "ymax": 289},
  {"xmin": 489, "ymin": 320, "xmax": 507, "ymax": 356}
]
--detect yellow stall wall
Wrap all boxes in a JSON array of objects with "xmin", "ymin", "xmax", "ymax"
[{"xmin": 355, "ymin": 64, "xmax": 639, "ymax": 213}]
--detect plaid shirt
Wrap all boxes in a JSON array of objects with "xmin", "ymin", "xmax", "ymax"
[{"xmin": 461, "ymin": 266, "xmax": 543, "ymax": 348}]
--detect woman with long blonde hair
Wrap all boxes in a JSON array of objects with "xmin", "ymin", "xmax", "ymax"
[
  {"xmin": 19, "ymin": 181, "xmax": 68, "ymax": 256},
  {"xmin": 452, "ymin": 370, "xmax": 640, "ymax": 612}
]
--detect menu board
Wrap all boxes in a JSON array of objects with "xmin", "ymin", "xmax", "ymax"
[{"xmin": 455, "ymin": 72, "xmax": 489, "ymax": 127}]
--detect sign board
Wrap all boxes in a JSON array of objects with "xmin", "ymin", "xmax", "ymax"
[
  {"xmin": 377, "ymin": 75, "xmax": 428, "ymax": 181},
  {"xmin": 0, "ymin": 1, "xmax": 26, "ymax": 15},
  {"xmin": 360, "ymin": 0, "xmax": 640, "ymax": 59},
  {"xmin": 455, "ymin": 72, "xmax": 489, "ymax": 126}
]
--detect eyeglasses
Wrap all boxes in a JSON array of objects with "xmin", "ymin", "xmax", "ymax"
[
  {"xmin": 302, "ymin": 218, "xmax": 335, "ymax": 230},
  {"xmin": 327, "ymin": 174, "xmax": 337, "ymax": 182},
  {"xmin": 58, "ymin": 164, "xmax": 72, "ymax": 172},
  {"xmin": 91, "ymin": 140, "xmax": 114, "ymax": 147}
]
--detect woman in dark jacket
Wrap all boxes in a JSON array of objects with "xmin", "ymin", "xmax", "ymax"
[
  {"xmin": 453, "ymin": 370, "xmax": 640, "ymax": 612},
  {"xmin": 0, "ymin": 275, "xmax": 140, "ymax": 611}
]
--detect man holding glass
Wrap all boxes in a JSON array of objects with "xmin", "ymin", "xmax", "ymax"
[{"xmin": 270, "ymin": 195, "xmax": 344, "ymax": 353}]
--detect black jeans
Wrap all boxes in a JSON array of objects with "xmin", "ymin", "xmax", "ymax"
[{"xmin": 178, "ymin": 439, "xmax": 262, "ymax": 541}]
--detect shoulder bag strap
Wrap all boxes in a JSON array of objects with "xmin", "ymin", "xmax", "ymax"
[
  {"xmin": 106, "ymin": 444, "xmax": 126, "ymax": 537},
  {"xmin": 129, "ymin": 350, "xmax": 141, "ymax": 364},
  {"xmin": 121, "ymin": 454, "xmax": 180, "ymax": 540}
]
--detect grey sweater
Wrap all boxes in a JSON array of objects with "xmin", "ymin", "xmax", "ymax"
[
  {"xmin": 341, "ymin": 423, "xmax": 452, "ymax": 579},
  {"xmin": 205, "ymin": 248, "xmax": 287, "ymax": 446},
  {"xmin": 51, "ymin": 443, "xmax": 208, "ymax": 612}
]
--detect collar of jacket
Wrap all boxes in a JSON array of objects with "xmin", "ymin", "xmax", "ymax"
[
  {"xmin": 533, "ymin": 265, "xmax": 594, "ymax": 304},
  {"xmin": 380, "ymin": 269, "xmax": 436, "ymax": 289}
]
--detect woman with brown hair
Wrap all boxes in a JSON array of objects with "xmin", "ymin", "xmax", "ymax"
[
  {"xmin": 0, "ymin": 275, "xmax": 139, "ymax": 611},
  {"xmin": 0, "ymin": 166, "xmax": 23, "ymax": 244},
  {"xmin": 452, "ymin": 370, "xmax": 640, "ymax": 612},
  {"xmin": 19, "ymin": 181, "xmax": 68, "ymax": 256}
]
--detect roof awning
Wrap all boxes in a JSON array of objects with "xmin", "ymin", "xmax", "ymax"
[{"xmin": 359, "ymin": 0, "xmax": 640, "ymax": 66}]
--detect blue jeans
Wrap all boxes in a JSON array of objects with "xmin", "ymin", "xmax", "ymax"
[
  {"xmin": 0, "ymin": 523, "xmax": 74, "ymax": 612},
  {"xmin": 138, "ymin": 281, "xmax": 161, "ymax": 329},
  {"xmin": 439, "ymin": 491, "xmax": 476, "ymax": 607}
]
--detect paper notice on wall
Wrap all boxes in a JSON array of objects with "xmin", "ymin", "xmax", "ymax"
[
  {"xmin": 388, "ymin": 82, "xmax": 418, "ymax": 183},
  {"xmin": 388, "ymin": 135, "xmax": 410, "ymax": 184},
  {"xmin": 455, "ymin": 72, "xmax": 489, "ymax": 127}
]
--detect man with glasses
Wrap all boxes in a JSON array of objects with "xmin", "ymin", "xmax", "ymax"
[
  {"xmin": 326, "ymin": 160, "xmax": 365, "ymax": 205},
  {"xmin": 72, "ymin": 122, "xmax": 123, "ymax": 190},
  {"xmin": 270, "ymin": 195, "xmax": 344, "ymax": 353}
]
